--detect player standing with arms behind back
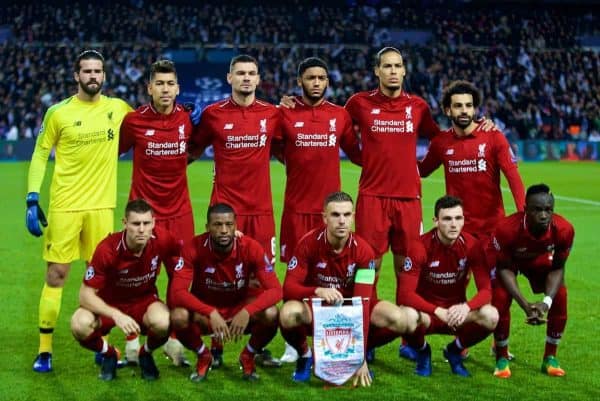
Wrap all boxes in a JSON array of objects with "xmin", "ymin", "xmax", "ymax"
[
  {"xmin": 415, "ymin": 79, "xmax": 525, "ymax": 360},
  {"xmin": 119, "ymin": 59, "xmax": 199, "ymax": 366},
  {"xmin": 189, "ymin": 54, "xmax": 281, "ymax": 367},
  {"xmin": 275, "ymin": 57, "xmax": 362, "ymax": 363},
  {"xmin": 344, "ymin": 47, "xmax": 439, "ymax": 299},
  {"xmin": 26, "ymin": 50, "xmax": 132, "ymax": 372}
]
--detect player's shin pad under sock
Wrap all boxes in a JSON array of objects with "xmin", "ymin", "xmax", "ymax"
[{"xmin": 38, "ymin": 284, "xmax": 63, "ymax": 353}]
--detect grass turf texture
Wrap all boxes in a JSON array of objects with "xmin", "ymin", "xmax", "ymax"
[{"xmin": 2, "ymin": 160, "xmax": 599, "ymax": 401}]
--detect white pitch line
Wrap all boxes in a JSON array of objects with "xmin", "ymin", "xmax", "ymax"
[{"xmin": 342, "ymin": 173, "xmax": 600, "ymax": 207}]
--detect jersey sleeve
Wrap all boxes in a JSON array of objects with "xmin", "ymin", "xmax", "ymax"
[
  {"xmin": 396, "ymin": 241, "xmax": 439, "ymax": 314},
  {"xmin": 495, "ymin": 133, "xmax": 525, "ymax": 211},
  {"xmin": 84, "ymin": 241, "xmax": 111, "ymax": 290},
  {"xmin": 418, "ymin": 136, "xmax": 442, "ymax": 177},
  {"xmin": 417, "ymin": 101, "xmax": 440, "ymax": 139},
  {"xmin": 339, "ymin": 110, "xmax": 362, "ymax": 166},
  {"xmin": 27, "ymin": 105, "xmax": 61, "ymax": 193},
  {"xmin": 283, "ymin": 237, "xmax": 316, "ymax": 300},
  {"xmin": 118, "ymin": 112, "xmax": 136, "ymax": 155},
  {"xmin": 553, "ymin": 220, "xmax": 575, "ymax": 269},
  {"xmin": 466, "ymin": 241, "xmax": 492, "ymax": 310},
  {"xmin": 169, "ymin": 240, "xmax": 216, "ymax": 315},
  {"xmin": 244, "ymin": 242, "xmax": 283, "ymax": 316}
]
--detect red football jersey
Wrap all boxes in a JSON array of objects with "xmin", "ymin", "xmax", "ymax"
[
  {"xmin": 119, "ymin": 104, "xmax": 193, "ymax": 218},
  {"xmin": 190, "ymin": 98, "xmax": 281, "ymax": 215},
  {"xmin": 344, "ymin": 90, "xmax": 439, "ymax": 198},
  {"xmin": 398, "ymin": 228, "xmax": 491, "ymax": 313},
  {"xmin": 279, "ymin": 97, "xmax": 361, "ymax": 213},
  {"xmin": 171, "ymin": 233, "xmax": 282, "ymax": 316},
  {"xmin": 283, "ymin": 227, "xmax": 376, "ymax": 300},
  {"xmin": 84, "ymin": 227, "xmax": 182, "ymax": 304},
  {"xmin": 419, "ymin": 125, "xmax": 525, "ymax": 236},
  {"xmin": 492, "ymin": 212, "xmax": 574, "ymax": 278}
]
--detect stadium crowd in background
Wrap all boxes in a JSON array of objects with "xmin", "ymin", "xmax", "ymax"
[{"xmin": 0, "ymin": 1, "xmax": 598, "ymax": 142}]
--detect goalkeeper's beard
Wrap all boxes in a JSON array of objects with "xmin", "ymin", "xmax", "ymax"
[{"xmin": 80, "ymin": 80, "xmax": 103, "ymax": 97}]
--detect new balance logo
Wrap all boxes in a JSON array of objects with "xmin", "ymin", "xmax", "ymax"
[
  {"xmin": 224, "ymin": 123, "xmax": 234, "ymax": 130},
  {"xmin": 294, "ymin": 122, "xmax": 304, "ymax": 128},
  {"xmin": 445, "ymin": 149, "xmax": 454, "ymax": 155},
  {"xmin": 371, "ymin": 109, "xmax": 381, "ymax": 114},
  {"xmin": 145, "ymin": 130, "xmax": 155, "ymax": 136}
]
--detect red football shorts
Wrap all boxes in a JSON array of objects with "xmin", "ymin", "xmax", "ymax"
[
  {"xmin": 98, "ymin": 294, "xmax": 163, "ymax": 335},
  {"xmin": 279, "ymin": 211, "xmax": 323, "ymax": 262},
  {"xmin": 355, "ymin": 195, "xmax": 422, "ymax": 258},
  {"xmin": 155, "ymin": 211, "xmax": 195, "ymax": 243},
  {"xmin": 236, "ymin": 214, "xmax": 276, "ymax": 263}
]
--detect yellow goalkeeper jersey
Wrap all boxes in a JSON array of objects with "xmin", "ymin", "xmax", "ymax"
[{"xmin": 27, "ymin": 95, "xmax": 132, "ymax": 211}]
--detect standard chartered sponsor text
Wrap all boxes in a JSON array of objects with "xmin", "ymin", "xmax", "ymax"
[
  {"xmin": 370, "ymin": 119, "xmax": 414, "ymax": 134},
  {"xmin": 146, "ymin": 141, "xmax": 181, "ymax": 156},
  {"xmin": 448, "ymin": 159, "xmax": 478, "ymax": 173}
]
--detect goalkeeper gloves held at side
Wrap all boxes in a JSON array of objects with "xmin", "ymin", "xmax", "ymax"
[{"xmin": 26, "ymin": 192, "xmax": 47, "ymax": 237}]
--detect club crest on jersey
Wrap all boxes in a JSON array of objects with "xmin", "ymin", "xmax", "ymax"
[
  {"xmin": 260, "ymin": 118, "xmax": 267, "ymax": 133},
  {"xmin": 294, "ymin": 121, "xmax": 304, "ymax": 128},
  {"xmin": 371, "ymin": 108, "xmax": 380, "ymax": 114},
  {"xmin": 347, "ymin": 263, "xmax": 356, "ymax": 277},
  {"xmin": 179, "ymin": 124, "xmax": 185, "ymax": 139},
  {"xmin": 174, "ymin": 257, "xmax": 184, "ymax": 271},
  {"xmin": 224, "ymin": 123, "xmax": 234, "ymax": 130},
  {"xmin": 458, "ymin": 258, "xmax": 467, "ymax": 271},
  {"xmin": 405, "ymin": 106, "xmax": 412, "ymax": 120},
  {"xmin": 329, "ymin": 118, "xmax": 336, "ymax": 132},
  {"xmin": 85, "ymin": 266, "xmax": 95, "ymax": 281},
  {"xmin": 259, "ymin": 134, "xmax": 267, "ymax": 147},
  {"xmin": 288, "ymin": 256, "xmax": 298, "ymax": 270},
  {"xmin": 144, "ymin": 129, "xmax": 155, "ymax": 136},
  {"xmin": 235, "ymin": 263, "xmax": 244, "ymax": 278},
  {"xmin": 478, "ymin": 143, "xmax": 487, "ymax": 158},
  {"xmin": 403, "ymin": 257, "xmax": 412, "ymax": 271}
]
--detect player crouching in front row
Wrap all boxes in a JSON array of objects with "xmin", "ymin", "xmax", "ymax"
[
  {"xmin": 169, "ymin": 203, "xmax": 282, "ymax": 382},
  {"xmin": 398, "ymin": 195, "xmax": 498, "ymax": 377},
  {"xmin": 71, "ymin": 199, "xmax": 181, "ymax": 381},
  {"xmin": 279, "ymin": 192, "xmax": 421, "ymax": 386}
]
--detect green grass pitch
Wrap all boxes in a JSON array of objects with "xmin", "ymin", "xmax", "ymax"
[{"xmin": 1, "ymin": 160, "xmax": 599, "ymax": 401}]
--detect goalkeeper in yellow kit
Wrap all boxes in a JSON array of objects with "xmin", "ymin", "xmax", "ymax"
[{"xmin": 26, "ymin": 50, "xmax": 132, "ymax": 372}]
